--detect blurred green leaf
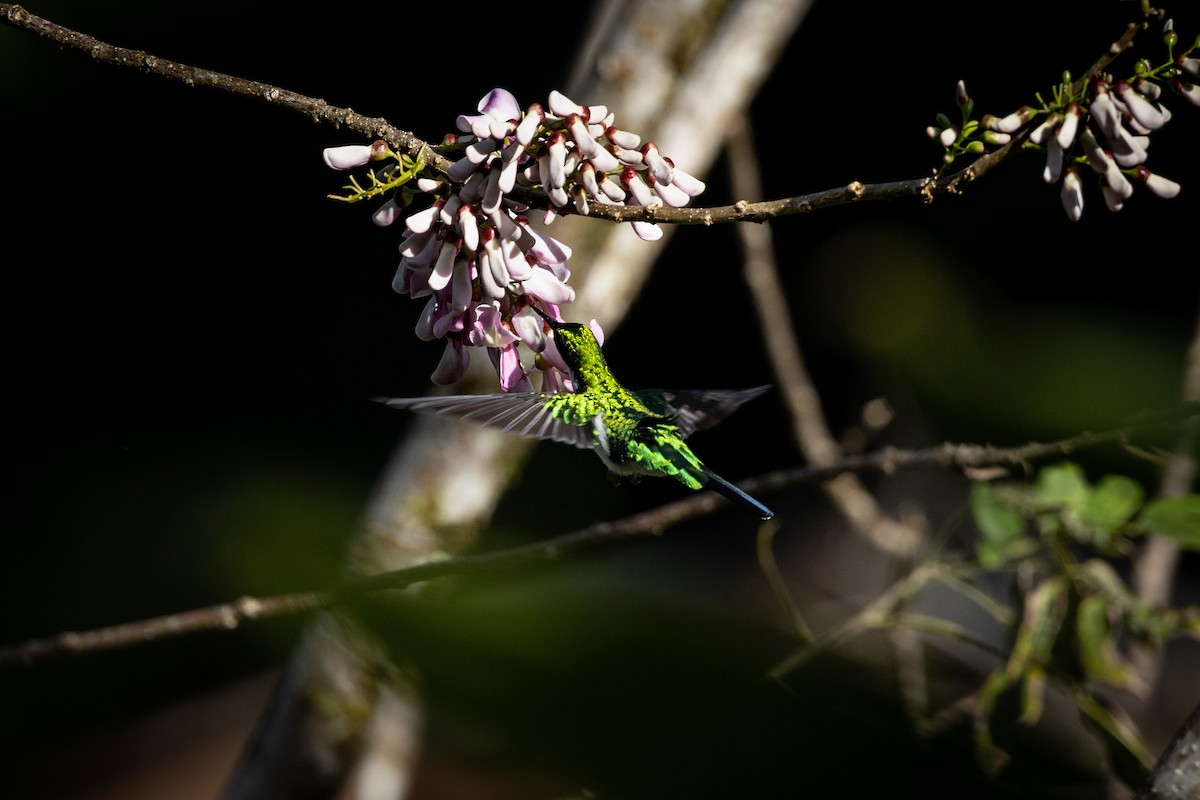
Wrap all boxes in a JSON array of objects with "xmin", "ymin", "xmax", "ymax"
[
  {"xmin": 1076, "ymin": 594, "xmax": 1133, "ymax": 687},
  {"xmin": 1080, "ymin": 475, "xmax": 1144, "ymax": 531},
  {"xmin": 1136, "ymin": 495, "xmax": 1200, "ymax": 549},
  {"xmin": 1035, "ymin": 462, "xmax": 1090, "ymax": 512},
  {"xmin": 970, "ymin": 481, "xmax": 1030, "ymax": 568},
  {"xmin": 1018, "ymin": 666, "xmax": 1047, "ymax": 726},
  {"xmin": 1008, "ymin": 575, "xmax": 1069, "ymax": 679}
]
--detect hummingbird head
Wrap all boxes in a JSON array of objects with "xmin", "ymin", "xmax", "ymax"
[{"xmin": 530, "ymin": 304, "xmax": 605, "ymax": 381}]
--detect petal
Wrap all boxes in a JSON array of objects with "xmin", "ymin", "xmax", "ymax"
[
  {"xmin": 631, "ymin": 221, "xmax": 663, "ymax": 241},
  {"xmin": 372, "ymin": 198, "xmax": 402, "ymax": 227},
  {"xmin": 520, "ymin": 267, "xmax": 575, "ymax": 305},
  {"xmin": 578, "ymin": 161, "xmax": 601, "ymax": 197},
  {"xmin": 1136, "ymin": 166, "xmax": 1181, "ymax": 198},
  {"xmin": 670, "ymin": 165, "xmax": 706, "ymax": 197},
  {"xmin": 516, "ymin": 103, "xmax": 544, "ymax": 145},
  {"xmin": 322, "ymin": 144, "xmax": 373, "ymax": 170},
  {"xmin": 605, "ymin": 126, "xmax": 641, "ymax": 150},
  {"xmin": 1060, "ymin": 168, "xmax": 1084, "ymax": 221},
  {"xmin": 597, "ymin": 173, "xmax": 627, "ymax": 203},
  {"xmin": 415, "ymin": 295, "xmax": 439, "ymax": 341},
  {"xmin": 992, "ymin": 106, "xmax": 1033, "ymax": 133},
  {"xmin": 458, "ymin": 206, "xmax": 479, "ymax": 252},
  {"xmin": 492, "ymin": 345, "xmax": 532, "ymax": 393},
  {"xmin": 428, "ymin": 241, "xmax": 458, "ymax": 291},
  {"xmin": 399, "ymin": 228, "xmax": 437, "ymax": 261},
  {"xmin": 1042, "ymin": 139, "xmax": 1063, "ymax": 184},
  {"xmin": 481, "ymin": 167, "xmax": 504, "ymax": 215},
  {"xmin": 479, "ymin": 87, "xmax": 521, "ymax": 120},
  {"xmin": 654, "ymin": 177, "xmax": 691, "ymax": 207},
  {"xmin": 588, "ymin": 319, "xmax": 605, "ymax": 347},
  {"xmin": 1028, "ymin": 112, "xmax": 1060, "ymax": 145},
  {"xmin": 1089, "ymin": 85, "xmax": 1122, "ymax": 139},
  {"xmin": 547, "ymin": 90, "xmax": 583, "ymax": 118},
  {"xmin": 611, "ymin": 145, "xmax": 643, "ymax": 167},
  {"xmin": 501, "ymin": 238, "xmax": 535, "ymax": 281},
  {"xmin": 1055, "ymin": 104, "xmax": 1082, "ymax": 149},
  {"xmin": 447, "ymin": 156, "xmax": 480, "ymax": 183},
  {"xmin": 1171, "ymin": 79, "xmax": 1200, "ymax": 107},
  {"xmin": 439, "ymin": 194, "xmax": 462, "ymax": 227},
  {"xmin": 477, "ymin": 248, "xmax": 506, "ymax": 300},
  {"xmin": 432, "ymin": 304, "xmax": 465, "ymax": 339},
  {"xmin": 640, "ymin": 142, "xmax": 673, "ymax": 185},
  {"xmin": 451, "ymin": 258, "xmax": 473, "ymax": 312},
  {"xmin": 465, "ymin": 137, "xmax": 499, "ymax": 164},
  {"xmin": 622, "ymin": 169, "xmax": 657, "ymax": 206},
  {"xmin": 430, "ymin": 338, "xmax": 469, "ymax": 385},
  {"xmin": 1115, "ymin": 80, "xmax": 1166, "ymax": 130},
  {"xmin": 511, "ymin": 306, "xmax": 546, "ymax": 351},
  {"xmin": 1101, "ymin": 183, "xmax": 1125, "ymax": 213},
  {"xmin": 521, "ymin": 224, "xmax": 573, "ymax": 264},
  {"xmin": 403, "ymin": 202, "xmax": 440, "ymax": 234}
]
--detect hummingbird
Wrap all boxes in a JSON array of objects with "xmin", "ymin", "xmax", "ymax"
[{"xmin": 375, "ymin": 306, "xmax": 774, "ymax": 520}]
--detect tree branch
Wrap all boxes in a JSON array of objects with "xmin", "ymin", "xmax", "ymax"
[
  {"xmin": 3, "ymin": 399, "xmax": 1192, "ymax": 669},
  {"xmin": 0, "ymin": 5, "xmax": 1148, "ymax": 227}
]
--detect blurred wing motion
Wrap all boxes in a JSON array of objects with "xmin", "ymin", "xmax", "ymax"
[
  {"xmin": 635, "ymin": 385, "xmax": 771, "ymax": 438},
  {"xmin": 373, "ymin": 393, "xmax": 599, "ymax": 450}
]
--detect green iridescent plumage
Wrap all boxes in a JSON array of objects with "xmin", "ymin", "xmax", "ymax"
[{"xmin": 376, "ymin": 309, "xmax": 774, "ymax": 520}]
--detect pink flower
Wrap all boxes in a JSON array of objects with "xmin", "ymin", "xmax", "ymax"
[{"xmin": 457, "ymin": 88, "xmax": 522, "ymax": 140}]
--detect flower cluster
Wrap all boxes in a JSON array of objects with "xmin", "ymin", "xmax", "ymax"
[
  {"xmin": 323, "ymin": 88, "xmax": 705, "ymax": 392},
  {"xmin": 927, "ymin": 18, "xmax": 1197, "ymax": 221}
]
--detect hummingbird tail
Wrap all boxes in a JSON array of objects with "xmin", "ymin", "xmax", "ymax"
[{"xmin": 701, "ymin": 469, "xmax": 774, "ymax": 521}]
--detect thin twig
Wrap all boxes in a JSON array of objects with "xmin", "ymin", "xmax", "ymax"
[
  {"xmin": 2, "ymin": 400, "xmax": 1193, "ymax": 669},
  {"xmin": 729, "ymin": 113, "xmax": 926, "ymax": 557}
]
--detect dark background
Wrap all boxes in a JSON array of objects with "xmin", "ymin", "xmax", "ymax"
[{"xmin": 3, "ymin": 1, "xmax": 1197, "ymax": 797}]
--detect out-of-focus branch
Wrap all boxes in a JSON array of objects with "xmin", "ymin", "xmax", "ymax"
[
  {"xmin": 1131, "ymin": 306, "xmax": 1200, "ymax": 735},
  {"xmin": 1133, "ymin": 702, "xmax": 1200, "ymax": 800},
  {"xmin": 728, "ymin": 114, "xmax": 926, "ymax": 558},
  {"xmin": 3, "ymin": 399, "xmax": 1193, "ymax": 669}
]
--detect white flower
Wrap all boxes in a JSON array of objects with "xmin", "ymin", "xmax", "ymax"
[
  {"xmin": 1135, "ymin": 166, "xmax": 1181, "ymax": 198},
  {"xmin": 456, "ymin": 88, "xmax": 521, "ymax": 140},
  {"xmin": 1115, "ymin": 80, "xmax": 1166, "ymax": 130},
  {"xmin": 1060, "ymin": 167, "xmax": 1084, "ymax": 221},
  {"xmin": 1055, "ymin": 104, "xmax": 1082, "ymax": 149},
  {"xmin": 322, "ymin": 144, "xmax": 373, "ymax": 170}
]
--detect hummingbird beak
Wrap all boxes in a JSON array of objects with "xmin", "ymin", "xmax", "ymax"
[{"xmin": 529, "ymin": 304, "xmax": 559, "ymax": 328}]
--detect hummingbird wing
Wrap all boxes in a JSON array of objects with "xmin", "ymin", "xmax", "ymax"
[
  {"xmin": 373, "ymin": 393, "xmax": 600, "ymax": 451},
  {"xmin": 634, "ymin": 385, "xmax": 771, "ymax": 438}
]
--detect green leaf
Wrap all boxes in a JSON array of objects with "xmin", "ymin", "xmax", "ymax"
[
  {"xmin": 971, "ymin": 482, "xmax": 1029, "ymax": 568},
  {"xmin": 1019, "ymin": 666, "xmax": 1047, "ymax": 726},
  {"xmin": 1007, "ymin": 575, "xmax": 1069, "ymax": 677},
  {"xmin": 1076, "ymin": 594, "xmax": 1133, "ymax": 686},
  {"xmin": 1081, "ymin": 475, "xmax": 1144, "ymax": 531},
  {"xmin": 1137, "ymin": 495, "xmax": 1200, "ymax": 550},
  {"xmin": 1035, "ymin": 462, "xmax": 1090, "ymax": 512}
]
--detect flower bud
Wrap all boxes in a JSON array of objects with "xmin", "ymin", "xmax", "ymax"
[
  {"xmin": 1135, "ymin": 166, "xmax": 1181, "ymax": 198},
  {"xmin": 1060, "ymin": 167, "xmax": 1084, "ymax": 221},
  {"xmin": 1170, "ymin": 78, "xmax": 1200, "ymax": 107},
  {"xmin": 322, "ymin": 144, "xmax": 374, "ymax": 170},
  {"xmin": 1162, "ymin": 18, "xmax": 1178, "ymax": 48},
  {"xmin": 993, "ymin": 106, "xmax": 1034, "ymax": 133},
  {"xmin": 1056, "ymin": 103, "xmax": 1082, "ymax": 149},
  {"xmin": 955, "ymin": 80, "xmax": 970, "ymax": 111}
]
